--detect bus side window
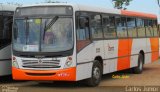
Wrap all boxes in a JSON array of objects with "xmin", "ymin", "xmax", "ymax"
[
  {"xmin": 90, "ymin": 14, "xmax": 103, "ymax": 39},
  {"xmin": 145, "ymin": 19, "xmax": 154, "ymax": 37},
  {"xmin": 127, "ymin": 17, "xmax": 137, "ymax": 37},
  {"xmin": 0, "ymin": 15, "xmax": 12, "ymax": 48},
  {"xmin": 137, "ymin": 18, "xmax": 145, "ymax": 37},
  {"xmin": 116, "ymin": 17, "xmax": 127, "ymax": 38},
  {"xmin": 153, "ymin": 20, "xmax": 158, "ymax": 37},
  {"xmin": 103, "ymin": 15, "xmax": 116, "ymax": 38},
  {"xmin": 77, "ymin": 17, "xmax": 90, "ymax": 40}
]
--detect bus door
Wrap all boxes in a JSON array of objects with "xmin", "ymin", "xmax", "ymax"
[{"xmin": 76, "ymin": 15, "xmax": 92, "ymax": 64}]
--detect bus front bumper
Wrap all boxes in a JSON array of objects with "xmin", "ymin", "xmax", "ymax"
[{"xmin": 12, "ymin": 67, "xmax": 76, "ymax": 81}]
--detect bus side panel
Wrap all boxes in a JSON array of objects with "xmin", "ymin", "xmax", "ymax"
[
  {"xmin": 0, "ymin": 45, "xmax": 11, "ymax": 76},
  {"xmin": 103, "ymin": 40, "xmax": 118, "ymax": 74},
  {"xmin": 76, "ymin": 63, "xmax": 93, "ymax": 81},
  {"xmin": 150, "ymin": 37, "xmax": 159, "ymax": 62},
  {"xmin": 145, "ymin": 38, "xmax": 152, "ymax": 64},
  {"xmin": 76, "ymin": 40, "xmax": 104, "ymax": 81},
  {"xmin": 0, "ymin": 61, "xmax": 11, "ymax": 76},
  {"xmin": 130, "ymin": 38, "xmax": 146, "ymax": 68},
  {"xmin": 103, "ymin": 59, "xmax": 117, "ymax": 74},
  {"xmin": 76, "ymin": 43, "xmax": 93, "ymax": 81}
]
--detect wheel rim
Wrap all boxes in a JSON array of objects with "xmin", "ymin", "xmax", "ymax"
[{"xmin": 93, "ymin": 67, "xmax": 101, "ymax": 80}]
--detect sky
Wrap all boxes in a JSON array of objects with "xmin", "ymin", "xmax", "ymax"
[{"xmin": 1, "ymin": 0, "xmax": 160, "ymax": 22}]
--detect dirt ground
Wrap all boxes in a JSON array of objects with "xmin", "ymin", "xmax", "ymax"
[{"xmin": 0, "ymin": 60, "xmax": 160, "ymax": 92}]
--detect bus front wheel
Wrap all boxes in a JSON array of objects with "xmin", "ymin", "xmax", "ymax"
[{"xmin": 86, "ymin": 61, "xmax": 102, "ymax": 87}]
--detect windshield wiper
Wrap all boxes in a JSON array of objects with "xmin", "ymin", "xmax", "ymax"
[{"xmin": 43, "ymin": 16, "xmax": 59, "ymax": 40}]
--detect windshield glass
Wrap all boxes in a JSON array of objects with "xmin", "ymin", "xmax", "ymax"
[
  {"xmin": 13, "ymin": 17, "xmax": 73, "ymax": 52},
  {"xmin": 41, "ymin": 18, "xmax": 73, "ymax": 52},
  {"xmin": 13, "ymin": 19, "xmax": 40, "ymax": 52}
]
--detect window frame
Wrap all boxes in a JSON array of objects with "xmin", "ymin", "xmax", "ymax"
[
  {"xmin": 145, "ymin": 19, "xmax": 154, "ymax": 37},
  {"xmin": 116, "ymin": 16, "xmax": 129, "ymax": 39},
  {"xmin": 90, "ymin": 13, "xmax": 103, "ymax": 40},
  {"xmin": 136, "ymin": 18, "xmax": 146, "ymax": 38},
  {"xmin": 152, "ymin": 19, "xmax": 158, "ymax": 37},
  {"xmin": 76, "ymin": 12, "xmax": 91, "ymax": 41},
  {"xmin": 102, "ymin": 14, "xmax": 117, "ymax": 39},
  {"xmin": 126, "ymin": 17, "xmax": 138, "ymax": 38}
]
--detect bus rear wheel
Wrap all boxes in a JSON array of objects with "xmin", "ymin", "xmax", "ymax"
[
  {"xmin": 86, "ymin": 61, "xmax": 102, "ymax": 87},
  {"xmin": 132, "ymin": 53, "xmax": 144, "ymax": 74}
]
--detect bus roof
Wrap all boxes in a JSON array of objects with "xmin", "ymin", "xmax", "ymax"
[
  {"xmin": 0, "ymin": 4, "xmax": 17, "ymax": 11},
  {"xmin": 121, "ymin": 10, "xmax": 157, "ymax": 19},
  {"xmin": 20, "ymin": 3, "xmax": 157, "ymax": 19}
]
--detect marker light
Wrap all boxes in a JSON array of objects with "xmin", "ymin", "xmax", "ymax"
[
  {"xmin": 12, "ymin": 56, "xmax": 19, "ymax": 68},
  {"xmin": 65, "ymin": 56, "xmax": 73, "ymax": 68}
]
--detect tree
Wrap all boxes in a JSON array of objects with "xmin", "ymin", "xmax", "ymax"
[
  {"xmin": 45, "ymin": 0, "xmax": 56, "ymax": 3},
  {"xmin": 44, "ymin": 0, "xmax": 62, "ymax": 3},
  {"xmin": 157, "ymin": 0, "xmax": 160, "ymax": 7},
  {"xmin": 112, "ymin": 0, "xmax": 133, "ymax": 10}
]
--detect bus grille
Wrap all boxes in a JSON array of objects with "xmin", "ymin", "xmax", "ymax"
[{"xmin": 22, "ymin": 60, "xmax": 61, "ymax": 68}]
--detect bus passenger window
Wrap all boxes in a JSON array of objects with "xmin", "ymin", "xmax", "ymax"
[
  {"xmin": 77, "ymin": 17, "xmax": 89, "ymax": 40},
  {"xmin": 127, "ymin": 18, "xmax": 137, "ymax": 37},
  {"xmin": 153, "ymin": 20, "xmax": 158, "ymax": 36},
  {"xmin": 137, "ymin": 18, "xmax": 145, "ymax": 37},
  {"xmin": 90, "ymin": 14, "xmax": 103, "ymax": 39},
  {"xmin": 103, "ymin": 15, "xmax": 116, "ymax": 38},
  {"xmin": 145, "ymin": 20, "xmax": 154, "ymax": 37},
  {"xmin": 116, "ymin": 17, "xmax": 127, "ymax": 38}
]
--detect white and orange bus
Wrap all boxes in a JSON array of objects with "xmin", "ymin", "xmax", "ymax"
[
  {"xmin": 0, "ymin": 4, "xmax": 16, "ymax": 76},
  {"xmin": 12, "ymin": 3, "xmax": 159, "ymax": 86}
]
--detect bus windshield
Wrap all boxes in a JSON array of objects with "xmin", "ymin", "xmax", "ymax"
[{"xmin": 13, "ymin": 17, "xmax": 73, "ymax": 52}]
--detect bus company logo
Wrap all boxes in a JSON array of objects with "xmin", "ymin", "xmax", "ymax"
[
  {"xmin": 108, "ymin": 44, "xmax": 114, "ymax": 51},
  {"xmin": 38, "ymin": 59, "xmax": 43, "ymax": 64}
]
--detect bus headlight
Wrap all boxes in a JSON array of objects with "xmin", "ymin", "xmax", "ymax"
[
  {"xmin": 12, "ymin": 57, "xmax": 19, "ymax": 68},
  {"xmin": 65, "ymin": 57, "xmax": 73, "ymax": 68}
]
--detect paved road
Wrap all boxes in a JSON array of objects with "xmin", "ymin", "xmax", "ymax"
[{"xmin": 0, "ymin": 60, "xmax": 160, "ymax": 92}]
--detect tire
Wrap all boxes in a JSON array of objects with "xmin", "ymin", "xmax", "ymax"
[
  {"xmin": 132, "ymin": 53, "xmax": 144, "ymax": 74},
  {"xmin": 86, "ymin": 61, "xmax": 102, "ymax": 87}
]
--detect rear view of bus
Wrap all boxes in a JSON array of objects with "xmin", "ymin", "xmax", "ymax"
[
  {"xmin": 0, "ymin": 4, "xmax": 16, "ymax": 76},
  {"xmin": 12, "ymin": 4, "xmax": 76, "ymax": 81}
]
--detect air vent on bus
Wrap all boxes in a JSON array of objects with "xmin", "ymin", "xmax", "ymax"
[
  {"xmin": 26, "ymin": 73, "xmax": 56, "ymax": 76},
  {"xmin": 22, "ymin": 60, "xmax": 61, "ymax": 68}
]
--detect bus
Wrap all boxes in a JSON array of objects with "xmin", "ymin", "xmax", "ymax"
[
  {"xmin": 158, "ymin": 24, "xmax": 160, "ymax": 56},
  {"xmin": 0, "ymin": 4, "xmax": 17, "ymax": 76},
  {"xmin": 12, "ymin": 3, "xmax": 159, "ymax": 86}
]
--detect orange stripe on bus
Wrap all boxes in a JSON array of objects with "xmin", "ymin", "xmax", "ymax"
[
  {"xmin": 121, "ymin": 10, "xmax": 157, "ymax": 19},
  {"xmin": 117, "ymin": 39, "xmax": 133, "ymax": 71},
  {"xmin": 150, "ymin": 38, "xmax": 159, "ymax": 62},
  {"xmin": 12, "ymin": 67, "xmax": 76, "ymax": 81},
  {"xmin": 128, "ymin": 39, "xmax": 133, "ymax": 56}
]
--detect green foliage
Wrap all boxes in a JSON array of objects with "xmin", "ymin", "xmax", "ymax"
[
  {"xmin": 157, "ymin": 0, "xmax": 160, "ymax": 7},
  {"xmin": 44, "ymin": 0, "xmax": 62, "ymax": 3},
  {"xmin": 112, "ymin": 0, "xmax": 133, "ymax": 9}
]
